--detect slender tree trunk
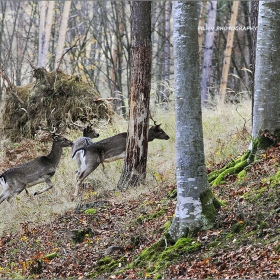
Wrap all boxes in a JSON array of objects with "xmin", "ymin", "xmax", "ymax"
[
  {"xmin": 169, "ymin": 1, "xmax": 218, "ymax": 241},
  {"xmin": 162, "ymin": 0, "xmax": 172, "ymax": 109},
  {"xmin": 117, "ymin": 1, "xmax": 152, "ymax": 190},
  {"xmin": 252, "ymin": 1, "xmax": 280, "ymax": 141},
  {"xmin": 38, "ymin": 1, "xmax": 55, "ymax": 68},
  {"xmin": 201, "ymin": 1, "xmax": 217, "ymax": 106},
  {"xmin": 249, "ymin": 1, "xmax": 259, "ymax": 126},
  {"xmin": 38, "ymin": 1, "xmax": 47, "ymax": 67},
  {"xmin": 198, "ymin": 1, "xmax": 207, "ymax": 63},
  {"xmin": 55, "ymin": 1, "xmax": 72, "ymax": 69},
  {"xmin": 219, "ymin": 1, "xmax": 239, "ymax": 104}
]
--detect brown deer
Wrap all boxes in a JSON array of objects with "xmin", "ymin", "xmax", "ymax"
[
  {"xmin": 73, "ymin": 124, "xmax": 170, "ymax": 196},
  {"xmin": 0, "ymin": 134, "xmax": 73, "ymax": 204}
]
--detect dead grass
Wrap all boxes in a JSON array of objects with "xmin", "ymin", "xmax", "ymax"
[{"xmin": 0, "ymin": 101, "xmax": 251, "ymax": 235}]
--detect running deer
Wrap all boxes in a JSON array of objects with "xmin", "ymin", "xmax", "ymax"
[
  {"xmin": 72, "ymin": 124, "xmax": 100, "ymax": 157},
  {"xmin": 73, "ymin": 124, "xmax": 170, "ymax": 196},
  {"xmin": 0, "ymin": 134, "xmax": 73, "ymax": 204}
]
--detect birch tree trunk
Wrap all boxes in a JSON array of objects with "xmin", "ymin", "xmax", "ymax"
[
  {"xmin": 219, "ymin": 1, "xmax": 239, "ymax": 104},
  {"xmin": 200, "ymin": 1, "xmax": 217, "ymax": 106},
  {"xmin": 163, "ymin": 0, "xmax": 172, "ymax": 109},
  {"xmin": 117, "ymin": 1, "xmax": 152, "ymax": 190},
  {"xmin": 55, "ymin": 1, "xmax": 72, "ymax": 69},
  {"xmin": 38, "ymin": 1, "xmax": 47, "ymax": 67},
  {"xmin": 252, "ymin": 1, "xmax": 280, "ymax": 143},
  {"xmin": 38, "ymin": 1, "xmax": 55, "ymax": 68},
  {"xmin": 198, "ymin": 1, "xmax": 207, "ymax": 62},
  {"xmin": 169, "ymin": 1, "xmax": 218, "ymax": 241}
]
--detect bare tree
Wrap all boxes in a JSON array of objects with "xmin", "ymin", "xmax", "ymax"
[
  {"xmin": 117, "ymin": 1, "xmax": 152, "ymax": 190},
  {"xmin": 38, "ymin": 1, "xmax": 55, "ymax": 68},
  {"xmin": 201, "ymin": 1, "xmax": 217, "ymax": 106},
  {"xmin": 219, "ymin": 1, "xmax": 239, "ymax": 104},
  {"xmin": 55, "ymin": 1, "xmax": 72, "ymax": 70}
]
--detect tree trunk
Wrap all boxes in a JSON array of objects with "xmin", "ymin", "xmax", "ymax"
[
  {"xmin": 162, "ymin": 0, "xmax": 172, "ymax": 109},
  {"xmin": 249, "ymin": 1, "xmax": 259, "ymax": 126},
  {"xmin": 38, "ymin": 1, "xmax": 55, "ymax": 68},
  {"xmin": 219, "ymin": 1, "xmax": 239, "ymax": 104},
  {"xmin": 198, "ymin": 1, "xmax": 207, "ymax": 63},
  {"xmin": 38, "ymin": 1, "xmax": 47, "ymax": 67},
  {"xmin": 200, "ymin": 1, "xmax": 217, "ymax": 106},
  {"xmin": 169, "ymin": 1, "xmax": 218, "ymax": 241},
  {"xmin": 55, "ymin": 1, "xmax": 72, "ymax": 69},
  {"xmin": 252, "ymin": 1, "xmax": 280, "ymax": 142},
  {"xmin": 117, "ymin": 1, "xmax": 152, "ymax": 190}
]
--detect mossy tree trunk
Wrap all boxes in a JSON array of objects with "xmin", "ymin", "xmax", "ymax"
[
  {"xmin": 251, "ymin": 1, "xmax": 280, "ymax": 148},
  {"xmin": 208, "ymin": 2, "xmax": 280, "ymax": 186},
  {"xmin": 169, "ymin": 1, "xmax": 219, "ymax": 242}
]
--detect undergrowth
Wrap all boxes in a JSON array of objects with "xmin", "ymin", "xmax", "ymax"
[{"xmin": 0, "ymin": 101, "xmax": 251, "ymax": 237}]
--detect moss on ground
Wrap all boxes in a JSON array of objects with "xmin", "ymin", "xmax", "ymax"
[
  {"xmin": 124, "ymin": 236, "xmax": 201, "ymax": 278},
  {"xmin": 89, "ymin": 256, "xmax": 127, "ymax": 278},
  {"xmin": 208, "ymin": 151, "xmax": 250, "ymax": 186},
  {"xmin": 200, "ymin": 189, "xmax": 222, "ymax": 229}
]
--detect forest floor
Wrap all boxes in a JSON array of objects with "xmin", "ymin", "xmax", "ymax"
[{"xmin": 0, "ymin": 140, "xmax": 280, "ymax": 279}]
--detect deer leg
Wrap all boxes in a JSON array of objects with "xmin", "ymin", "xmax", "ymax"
[
  {"xmin": 74, "ymin": 162, "xmax": 100, "ymax": 196},
  {"xmin": 0, "ymin": 178, "xmax": 13, "ymax": 204},
  {"xmin": 0, "ymin": 192, "xmax": 11, "ymax": 204},
  {"xmin": 34, "ymin": 178, "xmax": 54, "ymax": 196}
]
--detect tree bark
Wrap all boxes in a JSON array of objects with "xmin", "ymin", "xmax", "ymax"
[
  {"xmin": 38, "ymin": 1, "xmax": 55, "ymax": 68},
  {"xmin": 219, "ymin": 1, "xmax": 239, "ymax": 104},
  {"xmin": 55, "ymin": 1, "xmax": 72, "ymax": 70},
  {"xmin": 169, "ymin": 1, "xmax": 218, "ymax": 241},
  {"xmin": 252, "ymin": 1, "xmax": 280, "ymax": 141},
  {"xmin": 200, "ymin": 1, "xmax": 217, "ymax": 106},
  {"xmin": 117, "ymin": 1, "xmax": 152, "ymax": 190}
]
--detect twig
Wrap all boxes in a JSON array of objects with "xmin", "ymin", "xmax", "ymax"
[
  {"xmin": 55, "ymin": 37, "xmax": 80, "ymax": 72},
  {"xmin": 0, "ymin": 69, "xmax": 25, "ymax": 104}
]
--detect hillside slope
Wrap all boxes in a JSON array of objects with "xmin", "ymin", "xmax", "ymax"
[{"xmin": 0, "ymin": 142, "xmax": 280, "ymax": 278}]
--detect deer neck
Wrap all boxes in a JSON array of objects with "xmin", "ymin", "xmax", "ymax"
[
  {"xmin": 147, "ymin": 131, "xmax": 155, "ymax": 142},
  {"xmin": 46, "ymin": 142, "xmax": 63, "ymax": 163}
]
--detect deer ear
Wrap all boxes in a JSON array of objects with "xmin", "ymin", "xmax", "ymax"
[{"xmin": 155, "ymin": 124, "xmax": 162, "ymax": 129}]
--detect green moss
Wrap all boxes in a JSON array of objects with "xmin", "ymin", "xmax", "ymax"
[
  {"xmin": 208, "ymin": 151, "xmax": 250, "ymax": 184},
  {"xmin": 128, "ymin": 237, "xmax": 200, "ymax": 277},
  {"xmin": 200, "ymin": 189, "xmax": 221, "ymax": 229},
  {"xmin": 136, "ymin": 208, "xmax": 166, "ymax": 224},
  {"xmin": 274, "ymin": 243, "xmax": 280, "ymax": 253},
  {"xmin": 231, "ymin": 222, "xmax": 246, "ymax": 233},
  {"xmin": 211, "ymin": 159, "xmax": 249, "ymax": 186},
  {"xmin": 243, "ymin": 186, "xmax": 267, "ymax": 202},
  {"xmin": 237, "ymin": 169, "xmax": 246, "ymax": 183},
  {"xmin": 160, "ymin": 221, "xmax": 171, "ymax": 232},
  {"xmin": 84, "ymin": 208, "xmax": 97, "ymax": 215},
  {"xmin": 45, "ymin": 252, "xmax": 58, "ymax": 260},
  {"xmin": 89, "ymin": 256, "xmax": 126, "ymax": 278},
  {"xmin": 167, "ymin": 188, "xmax": 177, "ymax": 199}
]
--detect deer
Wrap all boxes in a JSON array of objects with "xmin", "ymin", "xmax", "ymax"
[
  {"xmin": 0, "ymin": 134, "xmax": 73, "ymax": 204},
  {"xmin": 72, "ymin": 124, "xmax": 100, "ymax": 157},
  {"xmin": 72, "ymin": 124, "xmax": 170, "ymax": 196}
]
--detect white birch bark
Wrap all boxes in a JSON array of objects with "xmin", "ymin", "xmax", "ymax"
[
  {"xmin": 169, "ymin": 1, "xmax": 217, "ymax": 241},
  {"xmin": 38, "ymin": 1, "xmax": 47, "ymax": 67},
  {"xmin": 252, "ymin": 1, "xmax": 280, "ymax": 140},
  {"xmin": 38, "ymin": 1, "xmax": 55, "ymax": 68},
  {"xmin": 55, "ymin": 1, "xmax": 72, "ymax": 70},
  {"xmin": 200, "ymin": 1, "xmax": 217, "ymax": 106}
]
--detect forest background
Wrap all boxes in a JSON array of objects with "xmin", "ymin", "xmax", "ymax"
[{"xmin": 1, "ymin": 1, "xmax": 277, "ymax": 279}]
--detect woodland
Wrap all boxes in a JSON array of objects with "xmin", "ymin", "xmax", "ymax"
[{"xmin": 0, "ymin": 1, "xmax": 280, "ymax": 279}]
